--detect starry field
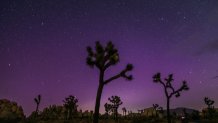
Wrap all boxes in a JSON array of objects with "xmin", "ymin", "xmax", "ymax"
[{"xmin": 1, "ymin": 0, "xmax": 218, "ymax": 123}]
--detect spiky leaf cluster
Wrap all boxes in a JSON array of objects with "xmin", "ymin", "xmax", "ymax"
[
  {"xmin": 204, "ymin": 97, "xmax": 214, "ymax": 108},
  {"xmin": 86, "ymin": 41, "xmax": 119, "ymax": 69},
  {"xmin": 104, "ymin": 103, "xmax": 113, "ymax": 114},
  {"xmin": 86, "ymin": 41, "xmax": 133, "ymax": 84},
  {"xmin": 153, "ymin": 73, "xmax": 189, "ymax": 98},
  {"xmin": 153, "ymin": 104, "xmax": 163, "ymax": 113},
  {"xmin": 153, "ymin": 104, "xmax": 159, "ymax": 110},
  {"xmin": 34, "ymin": 95, "xmax": 41, "ymax": 105}
]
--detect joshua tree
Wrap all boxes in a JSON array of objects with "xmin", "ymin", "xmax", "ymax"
[
  {"xmin": 158, "ymin": 106, "xmax": 164, "ymax": 114},
  {"xmin": 204, "ymin": 97, "xmax": 214, "ymax": 109},
  {"xmin": 108, "ymin": 95, "xmax": 123, "ymax": 120},
  {"xmin": 34, "ymin": 94, "xmax": 41, "ymax": 114},
  {"xmin": 63, "ymin": 95, "xmax": 78, "ymax": 120},
  {"xmin": 153, "ymin": 104, "xmax": 160, "ymax": 117},
  {"xmin": 204, "ymin": 97, "xmax": 215, "ymax": 119},
  {"xmin": 86, "ymin": 41, "xmax": 133, "ymax": 123},
  {"xmin": 153, "ymin": 73, "xmax": 189, "ymax": 123},
  {"xmin": 122, "ymin": 107, "xmax": 127, "ymax": 116},
  {"xmin": 104, "ymin": 103, "xmax": 112, "ymax": 118}
]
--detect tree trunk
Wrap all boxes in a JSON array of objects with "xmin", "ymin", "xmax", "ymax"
[
  {"xmin": 115, "ymin": 108, "xmax": 118, "ymax": 121},
  {"xmin": 93, "ymin": 83, "xmax": 104, "ymax": 123},
  {"xmin": 36, "ymin": 104, "xmax": 39, "ymax": 113},
  {"xmin": 69, "ymin": 109, "xmax": 72, "ymax": 120},
  {"xmin": 167, "ymin": 98, "xmax": 171, "ymax": 123}
]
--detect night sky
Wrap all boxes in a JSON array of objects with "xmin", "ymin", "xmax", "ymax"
[{"xmin": 1, "ymin": 0, "xmax": 218, "ymax": 116}]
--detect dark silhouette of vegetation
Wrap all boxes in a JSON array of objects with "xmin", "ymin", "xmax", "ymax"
[
  {"xmin": 152, "ymin": 73, "xmax": 189, "ymax": 123},
  {"xmin": 0, "ymin": 99, "xmax": 25, "ymax": 123},
  {"xmin": 40, "ymin": 105, "xmax": 64, "ymax": 120},
  {"xmin": 63, "ymin": 95, "xmax": 78, "ymax": 120},
  {"xmin": 2, "ymin": 96, "xmax": 218, "ymax": 123},
  {"xmin": 122, "ymin": 107, "xmax": 127, "ymax": 117},
  {"xmin": 191, "ymin": 110, "xmax": 200, "ymax": 120},
  {"xmin": 204, "ymin": 97, "xmax": 215, "ymax": 119},
  {"xmin": 152, "ymin": 104, "xmax": 158, "ymax": 117},
  {"xmin": 34, "ymin": 94, "xmax": 41, "ymax": 114},
  {"xmin": 108, "ymin": 95, "xmax": 123, "ymax": 120},
  {"xmin": 104, "ymin": 103, "xmax": 112, "ymax": 118},
  {"xmin": 152, "ymin": 104, "xmax": 163, "ymax": 117},
  {"xmin": 204, "ymin": 97, "xmax": 214, "ymax": 109},
  {"xmin": 86, "ymin": 41, "xmax": 133, "ymax": 123}
]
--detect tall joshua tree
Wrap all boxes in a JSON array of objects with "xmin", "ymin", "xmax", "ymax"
[
  {"xmin": 34, "ymin": 94, "xmax": 41, "ymax": 114},
  {"xmin": 86, "ymin": 41, "xmax": 133, "ymax": 123},
  {"xmin": 63, "ymin": 95, "xmax": 78, "ymax": 120},
  {"xmin": 108, "ymin": 95, "xmax": 123, "ymax": 120},
  {"xmin": 152, "ymin": 73, "xmax": 189, "ymax": 123}
]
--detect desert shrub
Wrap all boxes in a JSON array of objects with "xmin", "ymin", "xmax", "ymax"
[{"xmin": 0, "ymin": 99, "xmax": 25, "ymax": 123}]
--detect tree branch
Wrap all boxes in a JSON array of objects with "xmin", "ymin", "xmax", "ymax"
[
  {"xmin": 104, "ymin": 72, "xmax": 123, "ymax": 85},
  {"xmin": 104, "ymin": 64, "xmax": 133, "ymax": 85}
]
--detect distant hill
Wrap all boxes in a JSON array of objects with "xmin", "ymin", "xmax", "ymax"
[{"xmin": 165, "ymin": 107, "xmax": 199, "ymax": 115}]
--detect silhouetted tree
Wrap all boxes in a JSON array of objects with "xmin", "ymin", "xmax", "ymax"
[
  {"xmin": 153, "ymin": 104, "xmax": 159, "ymax": 117},
  {"xmin": 108, "ymin": 95, "xmax": 123, "ymax": 120},
  {"xmin": 204, "ymin": 97, "xmax": 214, "ymax": 109},
  {"xmin": 104, "ymin": 103, "xmax": 112, "ymax": 118},
  {"xmin": 158, "ymin": 106, "xmax": 164, "ymax": 114},
  {"xmin": 153, "ymin": 73, "xmax": 189, "ymax": 123},
  {"xmin": 86, "ymin": 41, "xmax": 133, "ymax": 123},
  {"xmin": 204, "ymin": 97, "xmax": 215, "ymax": 119},
  {"xmin": 63, "ymin": 95, "xmax": 78, "ymax": 120},
  {"xmin": 34, "ymin": 94, "xmax": 41, "ymax": 114},
  {"xmin": 122, "ymin": 107, "xmax": 127, "ymax": 117}
]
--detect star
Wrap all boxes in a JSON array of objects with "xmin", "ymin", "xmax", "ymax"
[{"xmin": 41, "ymin": 21, "xmax": 44, "ymax": 26}]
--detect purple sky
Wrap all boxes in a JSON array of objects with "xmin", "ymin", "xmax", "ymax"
[{"xmin": 1, "ymin": 0, "xmax": 218, "ymax": 116}]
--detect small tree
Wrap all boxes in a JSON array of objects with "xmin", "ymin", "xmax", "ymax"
[
  {"xmin": 152, "ymin": 73, "xmax": 189, "ymax": 123},
  {"xmin": 63, "ymin": 95, "xmax": 78, "ymax": 120},
  {"xmin": 86, "ymin": 41, "xmax": 133, "ymax": 123},
  {"xmin": 204, "ymin": 97, "xmax": 214, "ymax": 109},
  {"xmin": 122, "ymin": 107, "xmax": 127, "ymax": 117},
  {"xmin": 108, "ymin": 95, "xmax": 123, "ymax": 120},
  {"xmin": 104, "ymin": 103, "xmax": 112, "ymax": 118},
  {"xmin": 34, "ymin": 94, "xmax": 41, "ymax": 114},
  {"xmin": 153, "ymin": 104, "xmax": 159, "ymax": 117},
  {"xmin": 204, "ymin": 97, "xmax": 215, "ymax": 119}
]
